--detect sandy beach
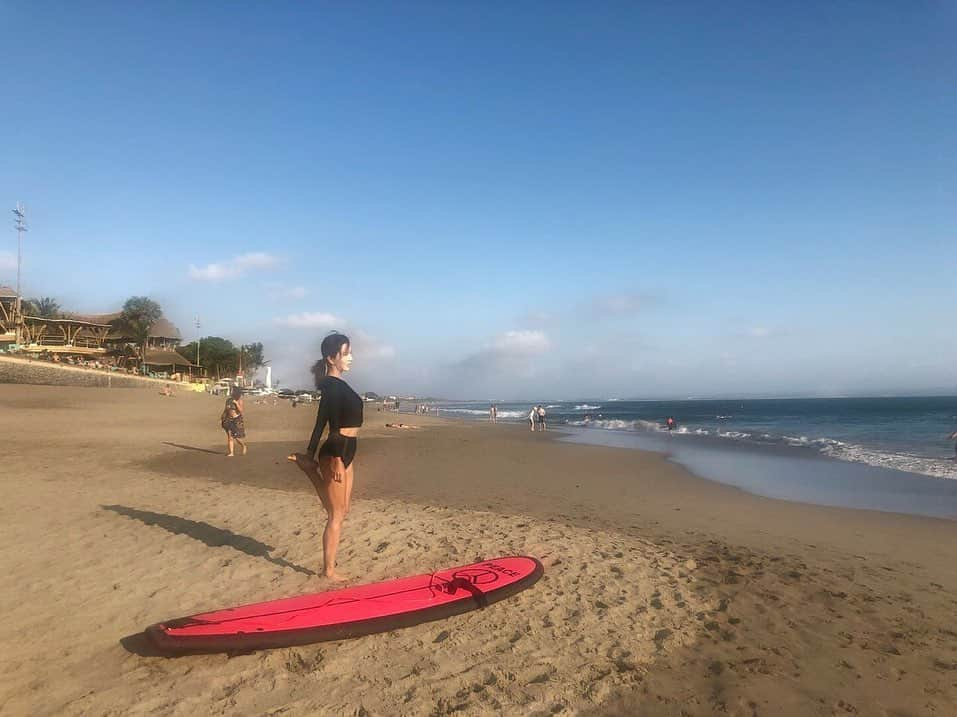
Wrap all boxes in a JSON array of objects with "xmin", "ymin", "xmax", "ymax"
[{"xmin": 1, "ymin": 385, "xmax": 956, "ymax": 716}]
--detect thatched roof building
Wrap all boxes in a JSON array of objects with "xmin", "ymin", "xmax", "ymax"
[
  {"xmin": 61, "ymin": 312, "xmax": 182, "ymax": 344},
  {"xmin": 0, "ymin": 285, "xmax": 17, "ymax": 342}
]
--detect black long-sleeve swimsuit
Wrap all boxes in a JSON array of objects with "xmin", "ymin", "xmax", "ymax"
[{"xmin": 307, "ymin": 376, "xmax": 364, "ymax": 468}]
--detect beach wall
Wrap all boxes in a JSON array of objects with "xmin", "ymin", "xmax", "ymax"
[{"xmin": 0, "ymin": 355, "xmax": 165, "ymax": 389}]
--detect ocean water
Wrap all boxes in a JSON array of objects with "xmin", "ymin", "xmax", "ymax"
[
  {"xmin": 431, "ymin": 397, "xmax": 957, "ymax": 481},
  {"xmin": 424, "ymin": 398, "xmax": 957, "ymax": 518}
]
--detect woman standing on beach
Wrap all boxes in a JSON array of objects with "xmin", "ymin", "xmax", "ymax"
[
  {"xmin": 288, "ymin": 333, "xmax": 362, "ymax": 582},
  {"xmin": 221, "ymin": 385, "xmax": 247, "ymax": 457}
]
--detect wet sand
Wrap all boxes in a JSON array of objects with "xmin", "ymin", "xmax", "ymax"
[{"xmin": 1, "ymin": 384, "xmax": 955, "ymax": 715}]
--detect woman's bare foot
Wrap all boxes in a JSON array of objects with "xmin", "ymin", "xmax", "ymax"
[
  {"xmin": 226, "ymin": 453, "xmax": 234, "ymax": 457},
  {"xmin": 288, "ymin": 453, "xmax": 321, "ymax": 479},
  {"xmin": 242, "ymin": 444, "xmax": 248, "ymax": 455},
  {"xmin": 323, "ymin": 570, "xmax": 348, "ymax": 583}
]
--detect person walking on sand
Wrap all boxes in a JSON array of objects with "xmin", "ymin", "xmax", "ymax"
[
  {"xmin": 537, "ymin": 405, "xmax": 547, "ymax": 431},
  {"xmin": 288, "ymin": 333, "xmax": 363, "ymax": 582},
  {"xmin": 221, "ymin": 385, "xmax": 247, "ymax": 457},
  {"xmin": 528, "ymin": 406, "xmax": 538, "ymax": 432}
]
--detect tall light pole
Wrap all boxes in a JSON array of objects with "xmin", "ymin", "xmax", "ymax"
[
  {"xmin": 195, "ymin": 317, "xmax": 201, "ymax": 365},
  {"xmin": 11, "ymin": 203, "xmax": 27, "ymax": 346}
]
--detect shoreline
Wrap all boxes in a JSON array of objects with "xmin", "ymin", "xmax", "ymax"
[
  {"xmin": 2, "ymin": 385, "xmax": 956, "ymax": 714},
  {"xmin": 431, "ymin": 397, "xmax": 957, "ymax": 483},
  {"xmin": 560, "ymin": 426, "xmax": 957, "ymax": 521},
  {"xmin": 426, "ymin": 407, "xmax": 957, "ymax": 520}
]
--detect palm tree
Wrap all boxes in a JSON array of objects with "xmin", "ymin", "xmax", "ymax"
[
  {"xmin": 111, "ymin": 297, "xmax": 162, "ymax": 374},
  {"xmin": 24, "ymin": 296, "xmax": 61, "ymax": 318}
]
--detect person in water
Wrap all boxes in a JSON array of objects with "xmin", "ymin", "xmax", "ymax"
[
  {"xmin": 951, "ymin": 430, "xmax": 957, "ymax": 460},
  {"xmin": 666, "ymin": 416, "xmax": 676, "ymax": 431},
  {"xmin": 288, "ymin": 333, "xmax": 362, "ymax": 582},
  {"xmin": 221, "ymin": 385, "xmax": 247, "ymax": 456}
]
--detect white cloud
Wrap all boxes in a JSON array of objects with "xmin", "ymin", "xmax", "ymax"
[
  {"xmin": 266, "ymin": 284, "xmax": 308, "ymax": 300},
  {"xmin": 233, "ymin": 252, "xmax": 279, "ymax": 269},
  {"xmin": 493, "ymin": 330, "xmax": 551, "ymax": 355},
  {"xmin": 736, "ymin": 326, "xmax": 787, "ymax": 339},
  {"xmin": 589, "ymin": 293, "xmax": 651, "ymax": 318},
  {"xmin": 0, "ymin": 251, "xmax": 16, "ymax": 272},
  {"xmin": 519, "ymin": 310, "xmax": 554, "ymax": 328},
  {"xmin": 353, "ymin": 330, "xmax": 397, "ymax": 360},
  {"xmin": 274, "ymin": 312, "xmax": 344, "ymax": 329},
  {"xmin": 449, "ymin": 329, "xmax": 552, "ymax": 372},
  {"xmin": 270, "ymin": 316, "xmax": 395, "ymax": 362},
  {"xmin": 188, "ymin": 252, "xmax": 280, "ymax": 281}
]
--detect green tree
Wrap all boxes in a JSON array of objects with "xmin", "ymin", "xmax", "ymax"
[
  {"xmin": 24, "ymin": 297, "xmax": 61, "ymax": 318},
  {"xmin": 239, "ymin": 342, "xmax": 266, "ymax": 376},
  {"xmin": 181, "ymin": 336, "xmax": 238, "ymax": 379},
  {"xmin": 111, "ymin": 297, "xmax": 162, "ymax": 373}
]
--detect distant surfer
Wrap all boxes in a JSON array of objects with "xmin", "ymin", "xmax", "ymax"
[
  {"xmin": 666, "ymin": 416, "xmax": 676, "ymax": 432},
  {"xmin": 288, "ymin": 333, "xmax": 363, "ymax": 582}
]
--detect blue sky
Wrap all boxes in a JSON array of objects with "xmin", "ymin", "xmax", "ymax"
[{"xmin": 2, "ymin": 2, "xmax": 955, "ymax": 398}]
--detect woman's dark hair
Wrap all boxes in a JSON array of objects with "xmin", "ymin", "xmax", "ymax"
[
  {"xmin": 312, "ymin": 332, "xmax": 350, "ymax": 387},
  {"xmin": 230, "ymin": 385, "xmax": 243, "ymax": 400}
]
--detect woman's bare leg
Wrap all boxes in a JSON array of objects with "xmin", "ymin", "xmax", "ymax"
[
  {"xmin": 288, "ymin": 453, "xmax": 330, "ymax": 512},
  {"xmin": 225, "ymin": 431, "xmax": 234, "ymax": 456},
  {"xmin": 235, "ymin": 437, "xmax": 247, "ymax": 455},
  {"xmin": 318, "ymin": 456, "xmax": 348, "ymax": 581},
  {"xmin": 344, "ymin": 462, "xmax": 355, "ymax": 516}
]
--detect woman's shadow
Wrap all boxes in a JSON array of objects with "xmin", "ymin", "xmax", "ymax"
[
  {"xmin": 106, "ymin": 504, "xmax": 315, "ymax": 656},
  {"xmin": 102, "ymin": 504, "xmax": 313, "ymax": 576},
  {"xmin": 161, "ymin": 442, "xmax": 223, "ymax": 455}
]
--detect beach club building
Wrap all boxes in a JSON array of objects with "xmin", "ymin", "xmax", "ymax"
[
  {"xmin": 0, "ymin": 285, "xmax": 17, "ymax": 344},
  {"xmin": 0, "ymin": 290, "xmax": 203, "ymax": 378}
]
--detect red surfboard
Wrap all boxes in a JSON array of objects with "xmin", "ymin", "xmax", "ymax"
[{"xmin": 147, "ymin": 556, "xmax": 543, "ymax": 653}]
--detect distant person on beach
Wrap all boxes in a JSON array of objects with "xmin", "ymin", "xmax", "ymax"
[
  {"xmin": 951, "ymin": 430, "xmax": 957, "ymax": 459},
  {"xmin": 537, "ymin": 405, "xmax": 547, "ymax": 431},
  {"xmin": 489, "ymin": 404, "xmax": 497, "ymax": 423},
  {"xmin": 528, "ymin": 406, "xmax": 537, "ymax": 431},
  {"xmin": 666, "ymin": 416, "xmax": 676, "ymax": 431},
  {"xmin": 220, "ymin": 385, "xmax": 247, "ymax": 457},
  {"xmin": 287, "ymin": 332, "xmax": 362, "ymax": 582}
]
